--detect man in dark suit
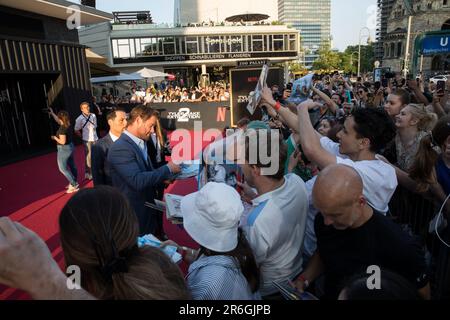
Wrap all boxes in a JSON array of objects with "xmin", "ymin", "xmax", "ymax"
[
  {"xmin": 92, "ymin": 109, "xmax": 127, "ymax": 186},
  {"xmin": 107, "ymin": 105, "xmax": 181, "ymax": 236}
]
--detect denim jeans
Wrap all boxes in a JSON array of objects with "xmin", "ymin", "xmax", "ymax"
[{"xmin": 57, "ymin": 143, "xmax": 78, "ymax": 186}]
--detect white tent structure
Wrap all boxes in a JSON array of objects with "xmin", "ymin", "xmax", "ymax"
[
  {"xmin": 133, "ymin": 67, "xmax": 171, "ymax": 80},
  {"xmin": 90, "ymin": 73, "xmax": 143, "ymax": 84}
]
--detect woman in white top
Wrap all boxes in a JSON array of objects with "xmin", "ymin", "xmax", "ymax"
[{"xmin": 143, "ymin": 88, "xmax": 154, "ymax": 105}]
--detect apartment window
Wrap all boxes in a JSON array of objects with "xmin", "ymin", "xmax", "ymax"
[
  {"xmin": 252, "ymin": 35, "xmax": 263, "ymax": 52},
  {"xmin": 112, "ymin": 39, "xmax": 133, "ymax": 58},
  {"xmin": 205, "ymin": 36, "xmax": 221, "ymax": 53},
  {"xmin": 136, "ymin": 38, "xmax": 152, "ymax": 56},
  {"xmin": 397, "ymin": 42, "xmax": 402, "ymax": 57},
  {"xmin": 272, "ymin": 34, "xmax": 284, "ymax": 51},
  {"xmin": 444, "ymin": 0, "xmax": 448, "ymax": 6},
  {"xmin": 390, "ymin": 43, "xmax": 395, "ymax": 58},
  {"xmin": 228, "ymin": 36, "xmax": 243, "ymax": 53},
  {"xmin": 186, "ymin": 36, "xmax": 198, "ymax": 54},
  {"xmin": 162, "ymin": 37, "xmax": 175, "ymax": 55},
  {"xmin": 289, "ymin": 34, "xmax": 297, "ymax": 51}
]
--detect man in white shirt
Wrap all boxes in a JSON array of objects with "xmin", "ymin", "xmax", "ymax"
[
  {"xmin": 260, "ymin": 87, "xmax": 398, "ymax": 261},
  {"xmin": 92, "ymin": 109, "xmax": 127, "ymax": 186},
  {"xmin": 239, "ymin": 128, "xmax": 309, "ymax": 298},
  {"xmin": 74, "ymin": 102, "xmax": 98, "ymax": 180}
]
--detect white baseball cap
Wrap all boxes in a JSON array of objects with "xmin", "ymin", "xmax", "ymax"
[{"xmin": 181, "ymin": 182, "xmax": 244, "ymax": 252}]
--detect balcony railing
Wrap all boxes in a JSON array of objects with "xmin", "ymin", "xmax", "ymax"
[{"xmin": 113, "ymin": 11, "xmax": 153, "ymax": 25}]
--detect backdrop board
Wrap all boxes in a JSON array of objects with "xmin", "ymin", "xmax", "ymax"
[
  {"xmin": 229, "ymin": 67, "xmax": 284, "ymax": 127},
  {"xmin": 116, "ymin": 102, "xmax": 231, "ymax": 131}
]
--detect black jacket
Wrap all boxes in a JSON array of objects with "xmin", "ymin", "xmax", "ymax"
[{"xmin": 92, "ymin": 133, "xmax": 114, "ymax": 186}]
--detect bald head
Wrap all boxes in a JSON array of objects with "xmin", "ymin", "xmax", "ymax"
[{"xmin": 313, "ymin": 165, "xmax": 367, "ymax": 230}]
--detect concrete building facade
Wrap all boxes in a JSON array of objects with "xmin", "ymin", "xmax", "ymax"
[{"xmin": 380, "ymin": 0, "xmax": 450, "ymax": 76}]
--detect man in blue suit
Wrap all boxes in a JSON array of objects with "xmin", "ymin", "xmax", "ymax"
[
  {"xmin": 92, "ymin": 109, "xmax": 127, "ymax": 186},
  {"xmin": 108, "ymin": 105, "xmax": 181, "ymax": 236}
]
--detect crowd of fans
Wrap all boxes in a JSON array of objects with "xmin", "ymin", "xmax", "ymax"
[
  {"xmin": 0, "ymin": 70, "xmax": 449, "ymax": 301},
  {"xmin": 94, "ymin": 81, "xmax": 231, "ymax": 109}
]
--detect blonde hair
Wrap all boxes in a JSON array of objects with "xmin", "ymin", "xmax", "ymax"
[
  {"xmin": 406, "ymin": 104, "xmax": 437, "ymax": 132},
  {"xmin": 152, "ymin": 111, "xmax": 164, "ymax": 148},
  {"xmin": 410, "ymin": 115, "xmax": 450, "ymax": 192}
]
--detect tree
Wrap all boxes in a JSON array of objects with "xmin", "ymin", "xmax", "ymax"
[
  {"xmin": 312, "ymin": 45, "xmax": 342, "ymax": 71},
  {"xmin": 288, "ymin": 62, "xmax": 308, "ymax": 73},
  {"xmin": 343, "ymin": 44, "xmax": 375, "ymax": 74}
]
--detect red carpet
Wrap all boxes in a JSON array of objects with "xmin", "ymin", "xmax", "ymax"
[{"xmin": 0, "ymin": 130, "xmax": 221, "ymax": 300}]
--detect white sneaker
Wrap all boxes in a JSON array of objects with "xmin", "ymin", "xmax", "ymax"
[{"xmin": 66, "ymin": 184, "xmax": 79, "ymax": 194}]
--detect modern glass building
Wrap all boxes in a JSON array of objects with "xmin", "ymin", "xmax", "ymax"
[
  {"xmin": 79, "ymin": 12, "xmax": 300, "ymax": 86},
  {"xmin": 278, "ymin": 0, "xmax": 331, "ymax": 68}
]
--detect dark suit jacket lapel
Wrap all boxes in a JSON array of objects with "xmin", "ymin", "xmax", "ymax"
[
  {"xmin": 104, "ymin": 134, "xmax": 113, "ymax": 150},
  {"xmin": 121, "ymin": 134, "xmax": 150, "ymax": 170}
]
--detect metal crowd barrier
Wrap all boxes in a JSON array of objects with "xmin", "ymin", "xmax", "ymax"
[{"xmin": 389, "ymin": 187, "xmax": 450, "ymax": 299}]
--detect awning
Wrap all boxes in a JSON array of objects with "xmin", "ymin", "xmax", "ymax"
[
  {"xmin": 90, "ymin": 73, "xmax": 143, "ymax": 84},
  {"xmin": 90, "ymin": 63, "xmax": 119, "ymax": 77},
  {"xmin": 86, "ymin": 48, "xmax": 107, "ymax": 64},
  {"xmin": 133, "ymin": 67, "xmax": 171, "ymax": 79},
  {"xmin": 85, "ymin": 49, "xmax": 119, "ymax": 77}
]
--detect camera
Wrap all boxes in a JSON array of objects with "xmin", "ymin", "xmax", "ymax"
[{"xmin": 272, "ymin": 91, "xmax": 282, "ymax": 102}]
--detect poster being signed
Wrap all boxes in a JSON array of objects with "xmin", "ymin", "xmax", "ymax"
[{"xmin": 246, "ymin": 64, "xmax": 269, "ymax": 115}]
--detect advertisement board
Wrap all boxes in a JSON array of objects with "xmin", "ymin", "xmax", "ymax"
[{"xmin": 229, "ymin": 67, "xmax": 284, "ymax": 127}]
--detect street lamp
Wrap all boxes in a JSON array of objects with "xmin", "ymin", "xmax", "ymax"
[
  {"xmin": 350, "ymin": 51, "xmax": 359, "ymax": 73},
  {"xmin": 358, "ymin": 27, "xmax": 372, "ymax": 77},
  {"xmin": 402, "ymin": 0, "xmax": 415, "ymax": 78}
]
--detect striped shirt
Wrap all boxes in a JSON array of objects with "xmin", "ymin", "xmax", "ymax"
[{"xmin": 186, "ymin": 255, "xmax": 261, "ymax": 300}]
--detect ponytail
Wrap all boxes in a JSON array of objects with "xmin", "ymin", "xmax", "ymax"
[
  {"xmin": 111, "ymin": 246, "xmax": 190, "ymax": 300},
  {"xmin": 409, "ymin": 134, "xmax": 439, "ymax": 192}
]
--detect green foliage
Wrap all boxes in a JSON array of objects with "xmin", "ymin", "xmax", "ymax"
[
  {"xmin": 312, "ymin": 44, "xmax": 342, "ymax": 70},
  {"xmin": 312, "ymin": 43, "xmax": 375, "ymax": 74},
  {"xmin": 271, "ymin": 21, "xmax": 284, "ymax": 25}
]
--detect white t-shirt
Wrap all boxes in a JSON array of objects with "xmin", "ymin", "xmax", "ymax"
[
  {"xmin": 302, "ymin": 137, "xmax": 398, "ymax": 258},
  {"xmin": 241, "ymin": 174, "xmax": 308, "ymax": 296},
  {"xmin": 74, "ymin": 113, "xmax": 98, "ymax": 142},
  {"xmin": 144, "ymin": 94, "xmax": 153, "ymax": 104},
  {"xmin": 319, "ymin": 137, "xmax": 397, "ymax": 213}
]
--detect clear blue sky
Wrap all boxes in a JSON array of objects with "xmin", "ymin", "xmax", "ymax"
[{"xmin": 92, "ymin": 0, "xmax": 377, "ymax": 52}]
